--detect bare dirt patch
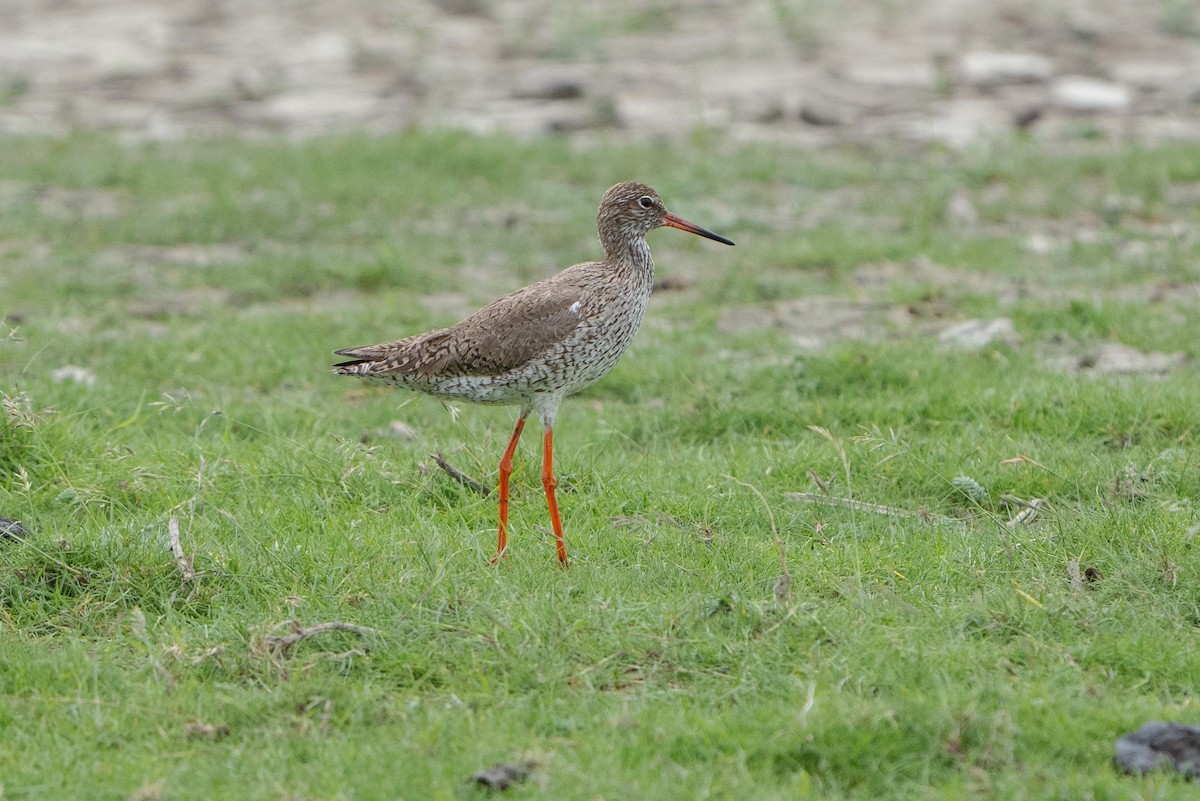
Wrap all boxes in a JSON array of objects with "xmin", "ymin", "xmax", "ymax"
[{"xmin": 1, "ymin": 0, "xmax": 1198, "ymax": 147}]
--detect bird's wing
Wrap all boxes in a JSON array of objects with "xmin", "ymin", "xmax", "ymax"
[
  {"xmin": 447, "ymin": 279, "xmax": 589, "ymax": 376},
  {"xmin": 333, "ymin": 274, "xmax": 590, "ymax": 379}
]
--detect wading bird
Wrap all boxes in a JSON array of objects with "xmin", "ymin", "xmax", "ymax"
[{"xmin": 333, "ymin": 182, "xmax": 734, "ymax": 567}]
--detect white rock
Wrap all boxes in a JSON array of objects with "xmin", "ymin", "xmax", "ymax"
[
  {"xmin": 843, "ymin": 63, "xmax": 936, "ymax": 90},
  {"xmin": 906, "ymin": 99, "xmax": 1008, "ymax": 148},
  {"xmin": 938, "ymin": 318, "xmax": 1018, "ymax": 349},
  {"xmin": 1083, "ymin": 343, "xmax": 1186, "ymax": 374},
  {"xmin": 960, "ymin": 52, "xmax": 1053, "ymax": 86},
  {"xmin": 946, "ymin": 190, "xmax": 979, "ymax": 225},
  {"xmin": 302, "ymin": 33, "xmax": 353, "ymax": 67},
  {"xmin": 1111, "ymin": 62, "xmax": 1189, "ymax": 89},
  {"xmin": 387, "ymin": 420, "xmax": 419, "ymax": 440},
  {"xmin": 51, "ymin": 365, "xmax": 96, "ymax": 386},
  {"xmin": 1052, "ymin": 77, "xmax": 1132, "ymax": 111},
  {"xmin": 262, "ymin": 89, "xmax": 378, "ymax": 125},
  {"xmin": 1024, "ymin": 233, "xmax": 1062, "ymax": 255}
]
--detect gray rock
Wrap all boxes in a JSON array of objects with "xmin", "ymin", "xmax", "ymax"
[
  {"xmin": 1081, "ymin": 343, "xmax": 1187, "ymax": 374},
  {"xmin": 946, "ymin": 190, "xmax": 979, "ymax": 225},
  {"xmin": 1115, "ymin": 722, "xmax": 1200, "ymax": 777},
  {"xmin": 960, "ymin": 52, "xmax": 1053, "ymax": 87},
  {"xmin": 260, "ymin": 89, "xmax": 379, "ymax": 127},
  {"xmin": 1013, "ymin": 105, "xmax": 1045, "ymax": 129},
  {"xmin": 0, "ymin": 517, "xmax": 28, "ymax": 542},
  {"xmin": 50, "ymin": 365, "xmax": 97, "ymax": 386},
  {"xmin": 511, "ymin": 66, "xmax": 587, "ymax": 101},
  {"xmin": 1052, "ymin": 77, "xmax": 1132, "ymax": 111},
  {"xmin": 1024, "ymin": 233, "xmax": 1063, "ymax": 255},
  {"xmin": 387, "ymin": 420, "xmax": 419, "ymax": 440},
  {"xmin": 938, "ymin": 318, "xmax": 1018, "ymax": 349},
  {"xmin": 472, "ymin": 761, "xmax": 535, "ymax": 790},
  {"xmin": 431, "ymin": 0, "xmax": 491, "ymax": 16},
  {"xmin": 748, "ymin": 98, "xmax": 785, "ymax": 124},
  {"xmin": 799, "ymin": 101, "xmax": 842, "ymax": 127},
  {"xmin": 232, "ymin": 65, "xmax": 286, "ymax": 101},
  {"xmin": 1111, "ymin": 62, "xmax": 1190, "ymax": 89},
  {"xmin": 842, "ymin": 63, "xmax": 936, "ymax": 90},
  {"xmin": 907, "ymin": 99, "xmax": 1010, "ymax": 148}
]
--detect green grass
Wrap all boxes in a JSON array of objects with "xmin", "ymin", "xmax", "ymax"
[{"xmin": 1, "ymin": 130, "xmax": 1199, "ymax": 799}]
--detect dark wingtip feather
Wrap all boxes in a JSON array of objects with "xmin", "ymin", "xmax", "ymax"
[{"xmin": 332, "ymin": 358, "xmax": 372, "ymax": 375}]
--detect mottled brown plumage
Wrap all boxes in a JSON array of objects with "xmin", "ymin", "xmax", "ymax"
[{"xmin": 333, "ymin": 181, "xmax": 734, "ymax": 566}]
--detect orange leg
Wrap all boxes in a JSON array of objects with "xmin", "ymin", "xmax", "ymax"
[
  {"xmin": 491, "ymin": 415, "xmax": 526, "ymax": 563},
  {"xmin": 542, "ymin": 428, "xmax": 569, "ymax": 568}
]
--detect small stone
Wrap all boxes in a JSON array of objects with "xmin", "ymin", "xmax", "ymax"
[
  {"xmin": 511, "ymin": 66, "xmax": 587, "ymax": 101},
  {"xmin": 0, "ymin": 517, "xmax": 29, "ymax": 542},
  {"xmin": 1119, "ymin": 240, "xmax": 1151, "ymax": 262},
  {"xmin": 1115, "ymin": 722, "xmax": 1200, "ymax": 777},
  {"xmin": 1081, "ymin": 343, "xmax": 1186, "ymax": 374},
  {"xmin": 387, "ymin": 420, "xmax": 419, "ymax": 440},
  {"xmin": 749, "ymin": 98, "xmax": 785, "ymax": 124},
  {"xmin": 184, "ymin": 720, "xmax": 231, "ymax": 741},
  {"xmin": 652, "ymin": 274, "xmax": 689, "ymax": 292},
  {"xmin": 799, "ymin": 102, "xmax": 841, "ymax": 126},
  {"xmin": 1111, "ymin": 62, "xmax": 1190, "ymax": 89},
  {"xmin": 432, "ymin": 0, "xmax": 491, "ymax": 16},
  {"xmin": 1013, "ymin": 105, "xmax": 1044, "ymax": 129},
  {"xmin": 938, "ymin": 318, "xmax": 1018, "ymax": 349},
  {"xmin": 842, "ymin": 63, "xmax": 936, "ymax": 90},
  {"xmin": 907, "ymin": 99, "xmax": 1009, "ymax": 147},
  {"xmin": 472, "ymin": 761, "xmax": 535, "ymax": 791},
  {"xmin": 232, "ymin": 66, "xmax": 284, "ymax": 101},
  {"xmin": 946, "ymin": 190, "xmax": 978, "ymax": 225},
  {"xmin": 959, "ymin": 52, "xmax": 1054, "ymax": 87},
  {"xmin": 716, "ymin": 304, "xmax": 776, "ymax": 335},
  {"xmin": 1052, "ymin": 77, "xmax": 1132, "ymax": 112},
  {"xmin": 1024, "ymin": 233, "xmax": 1063, "ymax": 255},
  {"xmin": 50, "ymin": 365, "xmax": 96, "ymax": 386},
  {"xmin": 261, "ymin": 89, "xmax": 378, "ymax": 126},
  {"xmin": 301, "ymin": 33, "xmax": 353, "ymax": 68}
]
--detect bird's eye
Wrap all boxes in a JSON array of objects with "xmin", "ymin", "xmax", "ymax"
[{"xmin": 638, "ymin": 196, "xmax": 654, "ymax": 209}]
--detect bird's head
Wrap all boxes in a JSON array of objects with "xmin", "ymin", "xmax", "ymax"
[{"xmin": 597, "ymin": 181, "xmax": 734, "ymax": 255}]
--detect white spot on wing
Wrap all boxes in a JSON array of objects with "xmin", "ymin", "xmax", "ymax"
[{"xmin": 568, "ymin": 301, "xmax": 582, "ymax": 314}]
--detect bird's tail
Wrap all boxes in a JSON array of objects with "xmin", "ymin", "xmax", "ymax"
[
  {"xmin": 331, "ymin": 330, "xmax": 450, "ymax": 378},
  {"xmin": 331, "ymin": 356, "xmax": 376, "ymax": 375}
]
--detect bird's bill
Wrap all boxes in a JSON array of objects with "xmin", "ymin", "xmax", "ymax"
[{"xmin": 662, "ymin": 211, "xmax": 735, "ymax": 246}]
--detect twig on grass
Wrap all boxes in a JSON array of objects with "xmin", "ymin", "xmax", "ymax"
[
  {"xmin": 609, "ymin": 512, "xmax": 685, "ymax": 546},
  {"xmin": 727, "ymin": 475, "xmax": 793, "ymax": 604},
  {"xmin": 261, "ymin": 620, "xmax": 380, "ymax": 658},
  {"xmin": 194, "ymin": 645, "xmax": 225, "ymax": 665},
  {"xmin": 806, "ymin": 470, "xmax": 835, "ymax": 496},
  {"xmin": 808, "ymin": 425, "xmax": 853, "ymax": 495},
  {"xmin": 609, "ymin": 512, "xmax": 684, "ymax": 529},
  {"xmin": 1066, "ymin": 560, "xmax": 1087, "ymax": 594},
  {"xmin": 1002, "ymin": 496, "xmax": 1045, "ymax": 529},
  {"xmin": 432, "ymin": 451, "xmax": 491, "ymax": 496},
  {"xmin": 168, "ymin": 516, "xmax": 196, "ymax": 582},
  {"xmin": 167, "ymin": 516, "xmax": 199, "ymax": 598},
  {"xmin": 784, "ymin": 492, "xmax": 964, "ymax": 526}
]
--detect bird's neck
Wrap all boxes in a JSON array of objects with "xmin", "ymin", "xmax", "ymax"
[{"xmin": 603, "ymin": 236, "xmax": 655, "ymax": 285}]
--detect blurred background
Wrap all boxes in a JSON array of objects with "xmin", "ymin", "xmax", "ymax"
[
  {"xmin": 2, "ymin": 0, "xmax": 1199, "ymax": 146},
  {"xmin": 3, "ymin": 6, "xmax": 1200, "ymax": 797}
]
